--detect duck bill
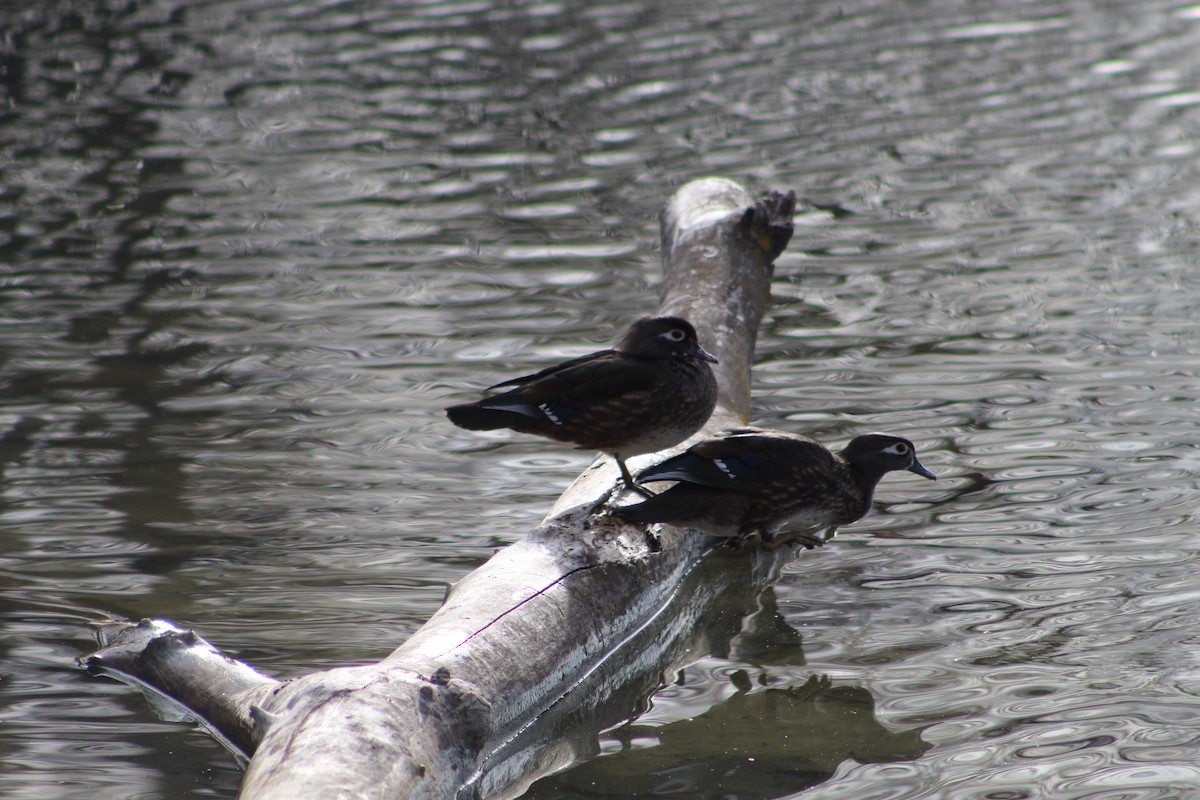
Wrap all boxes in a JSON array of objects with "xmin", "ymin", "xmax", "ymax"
[
  {"xmin": 908, "ymin": 458, "xmax": 936, "ymax": 480},
  {"xmin": 694, "ymin": 345, "xmax": 719, "ymax": 364}
]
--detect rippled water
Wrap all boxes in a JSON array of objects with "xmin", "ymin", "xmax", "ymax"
[{"xmin": 4, "ymin": 0, "xmax": 1200, "ymax": 797}]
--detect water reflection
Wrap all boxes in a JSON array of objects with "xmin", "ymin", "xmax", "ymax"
[
  {"xmin": 466, "ymin": 550, "xmax": 929, "ymax": 800},
  {"xmin": 526, "ymin": 673, "xmax": 929, "ymax": 800}
]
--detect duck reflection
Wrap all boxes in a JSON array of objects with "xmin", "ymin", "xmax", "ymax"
[{"xmin": 463, "ymin": 546, "xmax": 930, "ymax": 800}]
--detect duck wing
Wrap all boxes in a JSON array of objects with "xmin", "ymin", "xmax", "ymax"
[
  {"xmin": 636, "ymin": 431, "xmax": 837, "ymax": 493},
  {"xmin": 481, "ymin": 350, "xmax": 659, "ymax": 425}
]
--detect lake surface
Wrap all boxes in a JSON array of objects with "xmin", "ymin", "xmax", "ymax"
[{"xmin": 4, "ymin": 0, "xmax": 1200, "ymax": 797}]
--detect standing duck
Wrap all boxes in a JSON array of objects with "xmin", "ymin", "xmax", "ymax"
[{"xmin": 446, "ymin": 316, "xmax": 719, "ymax": 493}]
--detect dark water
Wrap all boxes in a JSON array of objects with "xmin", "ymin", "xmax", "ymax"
[{"xmin": 4, "ymin": 0, "xmax": 1200, "ymax": 797}]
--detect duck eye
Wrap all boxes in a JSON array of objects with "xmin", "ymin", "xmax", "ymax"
[
  {"xmin": 893, "ymin": 442, "xmax": 909, "ymax": 455},
  {"xmin": 665, "ymin": 329, "xmax": 686, "ymax": 341}
]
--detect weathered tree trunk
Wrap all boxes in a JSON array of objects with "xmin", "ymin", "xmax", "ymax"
[{"xmin": 80, "ymin": 177, "xmax": 798, "ymax": 800}]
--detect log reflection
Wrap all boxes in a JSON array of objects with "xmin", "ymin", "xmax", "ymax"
[{"xmin": 466, "ymin": 547, "xmax": 928, "ymax": 800}]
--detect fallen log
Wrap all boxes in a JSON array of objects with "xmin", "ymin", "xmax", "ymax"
[{"xmin": 80, "ymin": 177, "xmax": 799, "ymax": 799}]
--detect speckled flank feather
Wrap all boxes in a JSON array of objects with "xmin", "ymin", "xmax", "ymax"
[{"xmin": 617, "ymin": 429, "xmax": 935, "ymax": 547}]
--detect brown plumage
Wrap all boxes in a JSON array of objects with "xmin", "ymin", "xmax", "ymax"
[
  {"xmin": 615, "ymin": 429, "xmax": 935, "ymax": 548},
  {"xmin": 445, "ymin": 316, "xmax": 719, "ymax": 491}
]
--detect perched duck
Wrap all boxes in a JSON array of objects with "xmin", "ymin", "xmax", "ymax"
[
  {"xmin": 615, "ymin": 429, "xmax": 935, "ymax": 548},
  {"xmin": 446, "ymin": 316, "xmax": 719, "ymax": 493}
]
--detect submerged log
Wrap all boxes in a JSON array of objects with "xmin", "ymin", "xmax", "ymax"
[{"xmin": 80, "ymin": 177, "xmax": 799, "ymax": 799}]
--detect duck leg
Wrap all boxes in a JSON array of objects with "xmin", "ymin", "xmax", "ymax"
[
  {"xmin": 615, "ymin": 454, "xmax": 657, "ymax": 499},
  {"xmin": 759, "ymin": 528, "xmax": 827, "ymax": 551}
]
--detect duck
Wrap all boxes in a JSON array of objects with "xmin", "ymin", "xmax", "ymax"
[
  {"xmin": 446, "ymin": 316, "xmax": 719, "ymax": 494},
  {"xmin": 615, "ymin": 428, "xmax": 935, "ymax": 548}
]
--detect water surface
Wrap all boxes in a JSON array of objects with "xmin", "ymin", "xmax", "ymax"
[{"xmin": 3, "ymin": 0, "xmax": 1200, "ymax": 797}]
